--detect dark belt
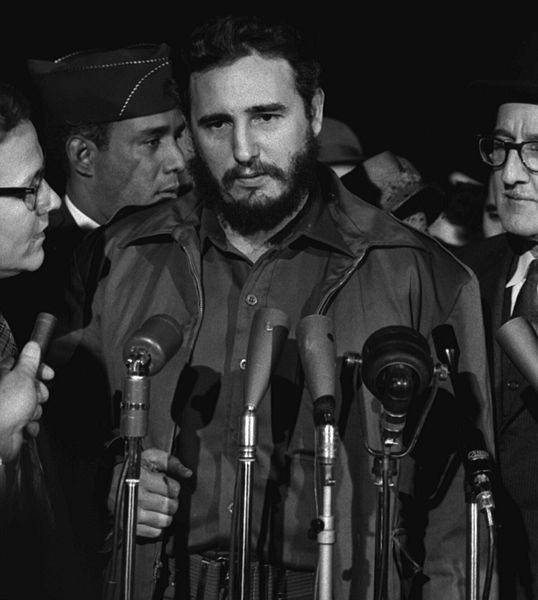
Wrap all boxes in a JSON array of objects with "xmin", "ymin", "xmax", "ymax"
[{"xmin": 169, "ymin": 553, "xmax": 315, "ymax": 600}]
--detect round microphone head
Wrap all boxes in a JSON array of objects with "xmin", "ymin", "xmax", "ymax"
[
  {"xmin": 123, "ymin": 314, "xmax": 183, "ymax": 375},
  {"xmin": 361, "ymin": 325, "xmax": 433, "ymax": 404}
]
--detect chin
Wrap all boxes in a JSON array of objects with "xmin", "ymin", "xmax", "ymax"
[{"xmin": 24, "ymin": 250, "xmax": 45, "ymax": 272}]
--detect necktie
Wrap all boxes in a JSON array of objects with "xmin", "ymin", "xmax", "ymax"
[
  {"xmin": 0, "ymin": 312, "xmax": 17, "ymax": 360},
  {"xmin": 513, "ymin": 259, "xmax": 538, "ymax": 332}
]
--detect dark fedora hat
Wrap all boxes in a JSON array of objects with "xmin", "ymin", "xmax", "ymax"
[{"xmin": 469, "ymin": 34, "xmax": 538, "ymax": 109}]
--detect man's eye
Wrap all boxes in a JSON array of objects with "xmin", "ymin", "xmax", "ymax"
[
  {"xmin": 257, "ymin": 114, "xmax": 278, "ymax": 123},
  {"xmin": 145, "ymin": 138, "xmax": 161, "ymax": 147}
]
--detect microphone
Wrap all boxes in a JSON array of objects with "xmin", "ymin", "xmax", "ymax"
[
  {"xmin": 297, "ymin": 314, "xmax": 338, "ymax": 467},
  {"xmin": 461, "ymin": 426, "xmax": 495, "ymax": 518},
  {"xmin": 244, "ymin": 308, "xmax": 290, "ymax": 409},
  {"xmin": 121, "ymin": 315, "xmax": 183, "ymax": 438},
  {"xmin": 296, "ymin": 314, "xmax": 336, "ymax": 425},
  {"xmin": 496, "ymin": 316, "xmax": 538, "ymax": 393},
  {"xmin": 29, "ymin": 312, "xmax": 57, "ymax": 358},
  {"xmin": 361, "ymin": 325, "xmax": 433, "ymax": 439},
  {"xmin": 122, "ymin": 314, "xmax": 183, "ymax": 376}
]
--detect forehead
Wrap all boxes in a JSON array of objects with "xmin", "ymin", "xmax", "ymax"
[
  {"xmin": 0, "ymin": 120, "xmax": 42, "ymax": 185},
  {"xmin": 189, "ymin": 54, "xmax": 299, "ymax": 116},
  {"xmin": 108, "ymin": 107, "xmax": 185, "ymax": 139},
  {"xmin": 496, "ymin": 102, "xmax": 538, "ymax": 132}
]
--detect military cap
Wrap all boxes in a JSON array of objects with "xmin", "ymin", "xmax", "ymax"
[{"xmin": 27, "ymin": 43, "xmax": 179, "ymax": 125}]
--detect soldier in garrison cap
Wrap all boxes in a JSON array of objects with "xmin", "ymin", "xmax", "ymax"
[{"xmin": 0, "ymin": 43, "xmax": 192, "ymax": 346}]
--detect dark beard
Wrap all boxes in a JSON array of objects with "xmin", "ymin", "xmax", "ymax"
[{"xmin": 188, "ymin": 130, "xmax": 319, "ymax": 236}]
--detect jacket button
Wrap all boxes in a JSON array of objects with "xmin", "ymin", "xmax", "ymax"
[
  {"xmin": 245, "ymin": 294, "xmax": 258, "ymax": 306},
  {"xmin": 239, "ymin": 358, "xmax": 247, "ymax": 370},
  {"xmin": 507, "ymin": 379, "xmax": 520, "ymax": 391}
]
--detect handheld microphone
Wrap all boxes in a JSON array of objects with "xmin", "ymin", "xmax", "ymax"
[
  {"xmin": 361, "ymin": 325, "xmax": 433, "ymax": 439},
  {"xmin": 121, "ymin": 314, "xmax": 183, "ymax": 438},
  {"xmin": 30, "ymin": 312, "xmax": 57, "ymax": 359},
  {"xmin": 244, "ymin": 308, "xmax": 290, "ymax": 410},
  {"xmin": 496, "ymin": 316, "xmax": 538, "ymax": 393}
]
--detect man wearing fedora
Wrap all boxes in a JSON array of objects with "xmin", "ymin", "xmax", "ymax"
[{"xmin": 457, "ymin": 36, "xmax": 538, "ymax": 600}]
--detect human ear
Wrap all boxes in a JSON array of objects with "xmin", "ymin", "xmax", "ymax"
[
  {"xmin": 65, "ymin": 136, "xmax": 97, "ymax": 177},
  {"xmin": 311, "ymin": 88, "xmax": 325, "ymax": 137}
]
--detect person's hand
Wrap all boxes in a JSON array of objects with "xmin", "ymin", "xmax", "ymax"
[
  {"xmin": 108, "ymin": 447, "xmax": 192, "ymax": 539},
  {"xmin": 0, "ymin": 340, "xmax": 54, "ymax": 463}
]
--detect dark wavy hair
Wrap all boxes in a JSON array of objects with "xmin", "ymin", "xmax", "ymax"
[
  {"xmin": 0, "ymin": 82, "xmax": 31, "ymax": 142},
  {"xmin": 181, "ymin": 15, "xmax": 321, "ymax": 119}
]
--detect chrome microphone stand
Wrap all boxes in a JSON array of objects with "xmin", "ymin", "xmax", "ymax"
[
  {"xmin": 313, "ymin": 399, "xmax": 338, "ymax": 600},
  {"xmin": 229, "ymin": 308, "xmax": 290, "ymax": 600},
  {"xmin": 229, "ymin": 404, "xmax": 257, "ymax": 600},
  {"xmin": 120, "ymin": 347, "xmax": 151, "ymax": 600},
  {"xmin": 296, "ymin": 314, "xmax": 338, "ymax": 600}
]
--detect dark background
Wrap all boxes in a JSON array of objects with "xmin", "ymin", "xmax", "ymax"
[{"xmin": 0, "ymin": 18, "xmax": 520, "ymax": 187}]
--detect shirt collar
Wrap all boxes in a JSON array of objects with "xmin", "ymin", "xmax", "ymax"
[
  {"xmin": 506, "ymin": 249, "xmax": 536, "ymax": 289},
  {"xmin": 64, "ymin": 194, "xmax": 100, "ymax": 230}
]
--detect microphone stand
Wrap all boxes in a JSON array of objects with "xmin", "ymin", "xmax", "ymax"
[
  {"xmin": 229, "ymin": 405, "xmax": 257, "ymax": 600},
  {"xmin": 313, "ymin": 397, "xmax": 338, "ymax": 600},
  {"xmin": 344, "ymin": 353, "xmax": 448, "ymax": 600},
  {"xmin": 464, "ymin": 457, "xmax": 496, "ymax": 600},
  {"xmin": 466, "ymin": 484, "xmax": 479, "ymax": 600},
  {"xmin": 228, "ymin": 307, "xmax": 290, "ymax": 600},
  {"xmin": 119, "ymin": 347, "xmax": 152, "ymax": 600}
]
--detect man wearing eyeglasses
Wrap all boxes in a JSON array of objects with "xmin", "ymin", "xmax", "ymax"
[
  {"xmin": 0, "ymin": 82, "xmax": 90, "ymax": 600},
  {"xmin": 456, "ymin": 39, "xmax": 538, "ymax": 599}
]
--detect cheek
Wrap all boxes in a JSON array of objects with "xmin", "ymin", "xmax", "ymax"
[{"xmin": 498, "ymin": 200, "xmax": 538, "ymax": 236}]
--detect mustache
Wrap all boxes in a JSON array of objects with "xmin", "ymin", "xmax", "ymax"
[{"xmin": 222, "ymin": 162, "xmax": 286, "ymax": 188}]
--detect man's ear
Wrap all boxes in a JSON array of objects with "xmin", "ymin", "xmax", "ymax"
[
  {"xmin": 65, "ymin": 136, "xmax": 97, "ymax": 177},
  {"xmin": 311, "ymin": 88, "xmax": 325, "ymax": 137}
]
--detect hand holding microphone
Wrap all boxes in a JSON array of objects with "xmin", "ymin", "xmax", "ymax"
[{"xmin": 0, "ymin": 312, "xmax": 56, "ymax": 463}]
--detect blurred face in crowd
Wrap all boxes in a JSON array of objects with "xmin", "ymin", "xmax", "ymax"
[
  {"xmin": 188, "ymin": 53, "xmax": 324, "ymax": 235},
  {"xmin": 490, "ymin": 102, "xmax": 538, "ymax": 240},
  {"xmin": 85, "ymin": 108, "xmax": 190, "ymax": 223},
  {"xmin": 482, "ymin": 173, "xmax": 505, "ymax": 238},
  {"xmin": 0, "ymin": 120, "xmax": 60, "ymax": 278}
]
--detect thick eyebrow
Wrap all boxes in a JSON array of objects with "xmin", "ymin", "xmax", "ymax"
[{"xmin": 197, "ymin": 102, "xmax": 288, "ymax": 127}]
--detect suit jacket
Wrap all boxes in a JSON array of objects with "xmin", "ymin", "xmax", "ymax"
[{"xmin": 457, "ymin": 233, "xmax": 538, "ymax": 600}]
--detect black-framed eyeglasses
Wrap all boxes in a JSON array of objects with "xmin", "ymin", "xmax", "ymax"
[
  {"xmin": 478, "ymin": 135, "xmax": 538, "ymax": 173},
  {"xmin": 0, "ymin": 183, "xmax": 42, "ymax": 211}
]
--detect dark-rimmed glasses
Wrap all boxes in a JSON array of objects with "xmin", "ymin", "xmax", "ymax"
[
  {"xmin": 478, "ymin": 135, "xmax": 538, "ymax": 173},
  {"xmin": 0, "ymin": 182, "xmax": 42, "ymax": 211}
]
